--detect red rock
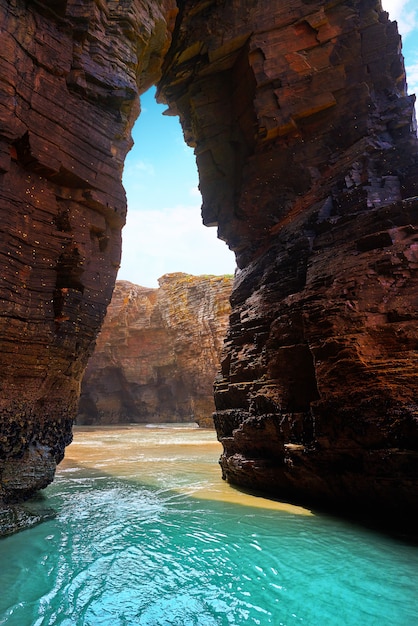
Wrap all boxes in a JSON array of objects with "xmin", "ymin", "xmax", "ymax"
[
  {"xmin": 78, "ymin": 275, "xmax": 232, "ymax": 427},
  {"xmin": 0, "ymin": 0, "xmax": 417, "ymax": 526},
  {"xmin": 0, "ymin": 0, "xmax": 177, "ymax": 503},
  {"xmin": 160, "ymin": 0, "xmax": 418, "ymax": 519}
]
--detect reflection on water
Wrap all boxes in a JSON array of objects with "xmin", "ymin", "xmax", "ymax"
[{"xmin": 0, "ymin": 424, "xmax": 417, "ymax": 626}]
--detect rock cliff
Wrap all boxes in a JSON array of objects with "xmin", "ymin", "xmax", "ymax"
[
  {"xmin": 0, "ymin": 0, "xmax": 417, "ymax": 523},
  {"xmin": 78, "ymin": 275, "xmax": 232, "ymax": 427},
  {"xmin": 159, "ymin": 0, "xmax": 418, "ymax": 519},
  {"xmin": 0, "ymin": 0, "xmax": 177, "ymax": 502}
]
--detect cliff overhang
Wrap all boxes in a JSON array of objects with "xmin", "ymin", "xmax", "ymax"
[{"xmin": 0, "ymin": 0, "xmax": 417, "ymax": 525}]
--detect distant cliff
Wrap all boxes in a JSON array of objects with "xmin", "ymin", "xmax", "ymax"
[{"xmin": 78, "ymin": 274, "xmax": 232, "ymax": 427}]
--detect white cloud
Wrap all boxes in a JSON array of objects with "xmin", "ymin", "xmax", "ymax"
[
  {"xmin": 124, "ymin": 159, "xmax": 155, "ymax": 177},
  {"xmin": 383, "ymin": 0, "xmax": 406, "ymax": 15},
  {"xmin": 406, "ymin": 59, "xmax": 418, "ymax": 95},
  {"xmin": 118, "ymin": 205, "xmax": 236, "ymax": 287},
  {"xmin": 382, "ymin": 1, "xmax": 418, "ymax": 36}
]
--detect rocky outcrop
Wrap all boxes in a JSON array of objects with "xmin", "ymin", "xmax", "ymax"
[
  {"xmin": 0, "ymin": 0, "xmax": 417, "ymax": 523},
  {"xmin": 160, "ymin": 0, "xmax": 418, "ymax": 519},
  {"xmin": 78, "ymin": 274, "xmax": 232, "ymax": 427},
  {"xmin": 0, "ymin": 0, "xmax": 177, "ymax": 503}
]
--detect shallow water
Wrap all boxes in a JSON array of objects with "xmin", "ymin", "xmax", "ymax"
[{"xmin": 0, "ymin": 424, "xmax": 417, "ymax": 625}]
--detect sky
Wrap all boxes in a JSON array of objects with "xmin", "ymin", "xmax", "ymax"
[
  {"xmin": 119, "ymin": 92, "xmax": 236, "ymax": 287},
  {"xmin": 118, "ymin": 0, "xmax": 418, "ymax": 288}
]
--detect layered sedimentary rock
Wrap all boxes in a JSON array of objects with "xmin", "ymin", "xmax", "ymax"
[
  {"xmin": 78, "ymin": 274, "xmax": 232, "ymax": 427},
  {"xmin": 159, "ymin": 0, "xmax": 418, "ymax": 518},
  {"xmin": 0, "ymin": 0, "xmax": 177, "ymax": 502},
  {"xmin": 1, "ymin": 0, "xmax": 417, "ymax": 522}
]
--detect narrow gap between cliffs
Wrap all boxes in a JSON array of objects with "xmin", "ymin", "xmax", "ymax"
[{"xmin": 118, "ymin": 87, "xmax": 235, "ymax": 288}]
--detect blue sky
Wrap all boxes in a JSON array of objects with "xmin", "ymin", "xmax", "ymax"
[
  {"xmin": 118, "ymin": 0, "xmax": 417, "ymax": 287},
  {"xmin": 385, "ymin": 1, "xmax": 418, "ymax": 93},
  {"xmin": 119, "ymin": 90, "xmax": 236, "ymax": 287}
]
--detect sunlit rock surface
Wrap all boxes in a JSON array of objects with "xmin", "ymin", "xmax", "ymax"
[
  {"xmin": 0, "ymin": 0, "xmax": 417, "ymax": 522},
  {"xmin": 0, "ymin": 0, "xmax": 177, "ymax": 502},
  {"xmin": 78, "ymin": 275, "xmax": 232, "ymax": 427},
  {"xmin": 159, "ymin": 0, "xmax": 418, "ymax": 517}
]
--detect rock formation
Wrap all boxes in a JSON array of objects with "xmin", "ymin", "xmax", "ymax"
[
  {"xmin": 0, "ymin": 0, "xmax": 177, "ymax": 502},
  {"xmin": 0, "ymin": 0, "xmax": 417, "ymax": 523},
  {"xmin": 78, "ymin": 275, "xmax": 232, "ymax": 427},
  {"xmin": 159, "ymin": 0, "xmax": 418, "ymax": 519}
]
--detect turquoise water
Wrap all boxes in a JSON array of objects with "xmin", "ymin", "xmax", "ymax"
[{"xmin": 0, "ymin": 425, "xmax": 417, "ymax": 625}]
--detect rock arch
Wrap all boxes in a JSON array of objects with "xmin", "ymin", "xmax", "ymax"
[{"xmin": 0, "ymin": 0, "xmax": 417, "ymax": 520}]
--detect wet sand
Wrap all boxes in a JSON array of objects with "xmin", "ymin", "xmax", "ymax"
[{"xmin": 61, "ymin": 424, "xmax": 312, "ymax": 515}]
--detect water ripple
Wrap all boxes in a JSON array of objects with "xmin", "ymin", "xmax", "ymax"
[{"xmin": 1, "ymin": 426, "xmax": 418, "ymax": 625}]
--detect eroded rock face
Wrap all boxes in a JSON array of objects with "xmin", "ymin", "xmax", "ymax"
[
  {"xmin": 0, "ymin": 0, "xmax": 177, "ymax": 502},
  {"xmin": 78, "ymin": 275, "xmax": 232, "ymax": 427},
  {"xmin": 0, "ymin": 0, "xmax": 417, "ymax": 521},
  {"xmin": 159, "ymin": 0, "xmax": 418, "ymax": 517}
]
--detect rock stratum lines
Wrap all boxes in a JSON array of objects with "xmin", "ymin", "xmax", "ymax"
[
  {"xmin": 78, "ymin": 275, "xmax": 232, "ymax": 428},
  {"xmin": 0, "ymin": 0, "xmax": 417, "ymax": 523}
]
